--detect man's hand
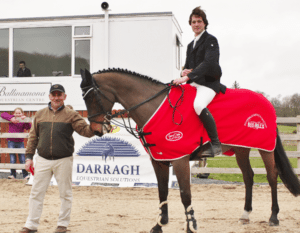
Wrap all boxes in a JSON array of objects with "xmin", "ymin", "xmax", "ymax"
[
  {"xmin": 25, "ymin": 159, "xmax": 33, "ymax": 172},
  {"xmin": 173, "ymin": 76, "xmax": 190, "ymax": 85},
  {"xmin": 181, "ymin": 69, "xmax": 193, "ymax": 77},
  {"xmin": 10, "ymin": 117, "xmax": 19, "ymax": 124}
]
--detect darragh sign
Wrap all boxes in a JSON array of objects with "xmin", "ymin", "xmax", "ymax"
[{"xmin": 0, "ymin": 83, "xmax": 51, "ymax": 105}]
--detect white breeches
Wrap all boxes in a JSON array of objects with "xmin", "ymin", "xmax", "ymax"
[{"xmin": 190, "ymin": 83, "xmax": 216, "ymax": 115}]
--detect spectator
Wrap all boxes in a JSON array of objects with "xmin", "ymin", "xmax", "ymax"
[
  {"xmin": 17, "ymin": 61, "xmax": 31, "ymax": 77},
  {"xmin": 19, "ymin": 84, "xmax": 95, "ymax": 233},
  {"xmin": 1, "ymin": 108, "xmax": 31, "ymax": 179}
]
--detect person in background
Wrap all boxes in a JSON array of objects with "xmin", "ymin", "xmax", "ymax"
[
  {"xmin": 19, "ymin": 84, "xmax": 95, "ymax": 233},
  {"xmin": 17, "ymin": 61, "xmax": 31, "ymax": 77},
  {"xmin": 0, "ymin": 108, "xmax": 31, "ymax": 179},
  {"xmin": 173, "ymin": 6, "xmax": 226, "ymax": 156}
]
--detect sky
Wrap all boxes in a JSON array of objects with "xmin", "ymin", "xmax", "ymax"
[{"xmin": 1, "ymin": 0, "xmax": 300, "ymax": 99}]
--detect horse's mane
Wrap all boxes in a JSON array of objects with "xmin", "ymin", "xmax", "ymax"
[{"xmin": 93, "ymin": 68, "xmax": 165, "ymax": 85}]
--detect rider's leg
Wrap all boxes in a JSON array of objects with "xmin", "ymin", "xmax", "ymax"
[{"xmin": 192, "ymin": 84, "xmax": 222, "ymax": 156}]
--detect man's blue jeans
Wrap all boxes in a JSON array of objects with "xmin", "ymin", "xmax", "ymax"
[{"xmin": 8, "ymin": 141, "xmax": 28, "ymax": 178}]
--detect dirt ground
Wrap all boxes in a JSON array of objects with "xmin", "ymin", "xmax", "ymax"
[{"xmin": 1, "ymin": 179, "xmax": 300, "ymax": 233}]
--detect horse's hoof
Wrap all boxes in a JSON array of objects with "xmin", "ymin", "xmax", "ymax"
[
  {"xmin": 238, "ymin": 218, "xmax": 250, "ymax": 225},
  {"xmin": 150, "ymin": 229, "xmax": 162, "ymax": 233},
  {"xmin": 269, "ymin": 220, "xmax": 279, "ymax": 226},
  {"xmin": 150, "ymin": 224, "xmax": 163, "ymax": 233}
]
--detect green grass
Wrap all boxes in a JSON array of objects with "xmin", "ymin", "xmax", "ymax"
[
  {"xmin": 205, "ymin": 156, "xmax": 298, "ymax": 183},
  {"xmin": 199, "ymin": 125, "xmax": 299, "ymax": 183},
  {"xmin": 277, "ymin": 125, "xmax": 296, "ymax": 134}
]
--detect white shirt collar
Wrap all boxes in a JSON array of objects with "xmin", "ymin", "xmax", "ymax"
[{"xmin": 193, "ymin": 30, "xmax": 206, "ymax": 47}]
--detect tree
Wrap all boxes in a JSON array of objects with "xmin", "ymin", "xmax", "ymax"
[{"xmin": 232, "ymin": 81, "xmax": 240, "ymax": 89}]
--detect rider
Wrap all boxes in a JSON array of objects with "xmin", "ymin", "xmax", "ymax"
[{"xmin": 173, "ymin": 6, "xmax": 226, "ymax": 156}]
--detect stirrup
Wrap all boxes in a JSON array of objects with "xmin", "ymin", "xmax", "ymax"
[{"xmin": 201, "ymin": 142, "xmax": 221, "ymax": 157}]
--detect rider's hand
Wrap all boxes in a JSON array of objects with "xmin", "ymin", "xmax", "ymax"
[
  {"xmin": 181, "ymin": 69, "xmax": 193, "ymax": 77},
  {"xmin": 173, "ymin": 76, "xmax": 189, "ymax": 85}
]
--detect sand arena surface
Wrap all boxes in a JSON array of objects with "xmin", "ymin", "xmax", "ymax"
[{"xmin": 1, "ymin": 179, "xmax": 300, "ymax": 233}]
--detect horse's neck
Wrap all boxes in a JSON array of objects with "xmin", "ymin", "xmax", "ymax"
[{"xmin": 110, "ymin": 74, "xmax": 167, "ymax": 127}]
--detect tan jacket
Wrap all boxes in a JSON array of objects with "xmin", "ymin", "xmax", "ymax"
[{"xmin": 26, "ymin": 105, "xmax": 94, "ymax": 160}]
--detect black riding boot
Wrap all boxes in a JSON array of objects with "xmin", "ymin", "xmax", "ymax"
[{"xmin": 199, "ymin": 108, "xmax": 222, "ymax": 156}]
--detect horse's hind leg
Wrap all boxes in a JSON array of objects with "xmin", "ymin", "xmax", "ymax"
[
  {"xmin": 150, "ymin": 160, "xmax": 170, "ymax": 233},
  {"xmin": 172, "ymin": 156, "xmax": 197, "ymax": 233},
  {"xmin": 259, "ymin": 150, "xmax": 279, "ymax": 226},
  {"xmin": 233, "ymin": 146, "xmax": 253, "ymax": 224}
]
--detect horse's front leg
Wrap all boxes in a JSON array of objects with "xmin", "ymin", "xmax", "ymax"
[
  {"xmin": 150, "ymin": 159, "xmax": 170, "ymax": 233},
  {"xmin": 172, "ymin": 156, "xmax": 197, "ymax": 233}
]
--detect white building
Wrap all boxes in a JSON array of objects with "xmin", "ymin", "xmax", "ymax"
[{"xmin": 0, "ymin": 9, "xmax": 182, "ymax": 112}]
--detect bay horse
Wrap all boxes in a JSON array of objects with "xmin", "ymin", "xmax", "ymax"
[{"xmin": 80, "ymin": 68, "xmax": 300, "ymax": 233}]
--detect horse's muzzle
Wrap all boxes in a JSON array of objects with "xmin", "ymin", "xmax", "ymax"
[{"xmin": 94, "ymin": 131, "xmax": 103, "ymax": 137}]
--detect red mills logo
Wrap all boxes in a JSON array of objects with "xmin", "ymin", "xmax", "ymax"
[
  {"xmin": 165, "ymin": 131, "xmax": 183, "ymax": 141},
  {"xmin": 244, "ymin": 114, "xmax": 267, "ymax": 130}
]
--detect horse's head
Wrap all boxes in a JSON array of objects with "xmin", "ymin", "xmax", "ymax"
[{"xmin": 80, "ymin": 69, "xmax": 113, "ymax": 137}]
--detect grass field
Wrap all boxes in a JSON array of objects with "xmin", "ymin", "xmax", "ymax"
[{"xmin": 201, "ymin": 125, "xmax": 298, "ymax": 183}]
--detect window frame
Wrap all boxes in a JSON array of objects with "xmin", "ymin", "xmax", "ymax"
[
  {"xmin": 72, "ymin": 25, "xmax": 92, "ymax": 77},
  {"xmin": 73, "ymin": 25, "xmax": 93, "ymax": 38},
  {"xmin": 175, "ymin": 35, "xmax": 182, "ymax": 70}
]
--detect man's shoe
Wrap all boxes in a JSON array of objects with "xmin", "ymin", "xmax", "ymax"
[
  {"xmin": 19, "ymin": 227, "xmax": 37, "ymax": 233},
  {"xmin": 54, "ymin": 226, "xmax": 67, "ymax": 233},
  {"xmin": 8, "ymin": 175, "xmax": 15, "ymax": 179}
]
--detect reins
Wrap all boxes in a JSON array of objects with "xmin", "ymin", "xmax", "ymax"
[{"xmin": 82, "ymin": 77, "xmax": 185, "ymax": 138}]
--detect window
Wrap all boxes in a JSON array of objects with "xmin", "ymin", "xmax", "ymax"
[
  {"xmin": 75, "ymin": 40, "xmax": 90, "ymax": 75},
  {"xmin": 0, "ymin": 29, "xmax": 9, "ymax": 77},
  {"xmin": 176, "ymin": 36, "xmax": 182, "ymax": 70},
  {"xmin": 13, "ymin": 27, "xmax": 72, "ymax": 77},
  {"xmin": 74, "ymin": 26, "xmax": 91, "ymax": 37},
  {"xmin": 73, "ymin": 25, "xmax": 91, "ymax": 75}
]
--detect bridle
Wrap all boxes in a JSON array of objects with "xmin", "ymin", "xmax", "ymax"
[{"xmin": 81, "ymin": 77, "xmax": 173, "ymax": 137}]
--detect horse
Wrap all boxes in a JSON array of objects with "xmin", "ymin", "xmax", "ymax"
[
  {"xmin": 80, "ymin": 68, "xmax": 300, "ymax": 233},
  {"xmin": 102, "ymin": 143, "xmax": 115, "ymax": 162}
]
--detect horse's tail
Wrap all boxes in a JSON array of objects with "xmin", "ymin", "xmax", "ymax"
[{"xmin": 274, "ymin": 131, "xmax": 300, "ymax": 196}]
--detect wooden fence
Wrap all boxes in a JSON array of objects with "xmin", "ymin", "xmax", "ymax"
[
  {"xmin": 191, "ymin": 116, "xmax": 300, "ymax": 175},
  {"xmin": 1, "ymin": 114, "xmax": 300, "ymax": 174}
]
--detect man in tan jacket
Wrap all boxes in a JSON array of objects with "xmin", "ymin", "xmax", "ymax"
[{"xmin": 20, "ymin": 84, "xmax": 95, "ymax": 233}]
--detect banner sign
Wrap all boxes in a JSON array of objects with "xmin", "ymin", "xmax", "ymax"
[
  {"xmin": 28, "ymin": 119, "xmax": 182, "ymax": 188},
  {"xmin": 0, "ymin": 83, "xmax": 51, "ymax": 105}
]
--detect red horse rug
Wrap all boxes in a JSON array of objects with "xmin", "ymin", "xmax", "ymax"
[{"xmin": 139, "ymin": 84, "xmax": 277, "ymax": 161}]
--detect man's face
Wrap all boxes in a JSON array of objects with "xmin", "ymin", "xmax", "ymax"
[
  {"xmin": 49, "ymin": 91, "xmax": 67, "ymax": 110},
  {"xmin": 19, "ymin": 63, "xmax": 25, "ymax": 69},
  {"xmin": 191, "ymin": 15, "xmax": 206, "ymax": 36}
]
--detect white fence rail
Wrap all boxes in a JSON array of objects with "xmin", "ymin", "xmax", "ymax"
[
  {"xmin": 1, "ymin": 116, "xmax": 300, "ymax": 174},
  {"xmin": 191, "ymin": 116, "xmax": 300, "ymax": 175},
  {"xmin": 0, "ymin": 117, "xmax": 31, "ymax": 169}
]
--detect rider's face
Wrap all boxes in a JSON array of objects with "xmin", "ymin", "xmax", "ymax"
[{"xmin": 191, "ymin": 15, "xmax": 206, "ymax": 36}]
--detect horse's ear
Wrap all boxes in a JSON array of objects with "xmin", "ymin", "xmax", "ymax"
[
  {"xmin": 80, "ymin": 69, "xmax": 85, "ymax": 80},
  {"xmin": 85, "ymin": 69, "xmax": 93, "ymax": 85},
  {"xmin": 80, "ymin": 69, "xmax": 87, "ymax": 88}
]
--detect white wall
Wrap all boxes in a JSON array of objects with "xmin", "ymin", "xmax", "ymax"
[{"xmin": 0, "ymin": 13, "xmax": 182, "ymax": 112}]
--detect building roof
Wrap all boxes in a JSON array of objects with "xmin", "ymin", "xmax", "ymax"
[{"xmin": 0, "ymin": 12, "xmax": 173, "ymax": 23}]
